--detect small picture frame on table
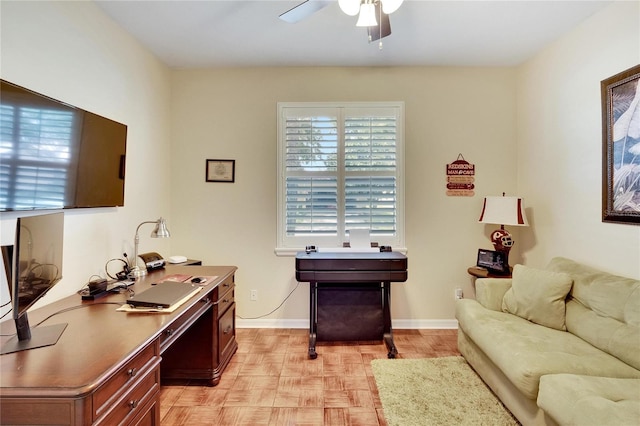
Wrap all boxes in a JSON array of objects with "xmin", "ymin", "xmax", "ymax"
[{"xmin": 206, "ymin": 159, "xmax": 235, "ymax": 183}]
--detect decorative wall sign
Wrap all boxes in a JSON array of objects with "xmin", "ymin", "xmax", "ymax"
[
  {"xmin": 602, "ymin": 64, "xmax": 640, "ymax": 224},
  {"xmin": 446, "ymin": 154, "xmax": 475, "ymax": 196},
  {"xmin": 206, "ymin": 159, "xmax": 235, "ymax": 183}
]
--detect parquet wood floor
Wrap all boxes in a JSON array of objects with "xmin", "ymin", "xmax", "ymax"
[{"xmin": 160, "ymin": 328, "xmax": 459, "ymax": 425}]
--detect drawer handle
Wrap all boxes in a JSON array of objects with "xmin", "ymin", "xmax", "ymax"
[
  {"xmin": 223, "ymin": 298, "xmax": 230, "ymax": 303},
  {"xmin": 129, "ymin": 400, "xmax": 139, "ymax": 410},
  {"xmin": 127, "ymin": 368, "xmax": 138, "ymax": 377},
  {"xmin": 223, "ymin": 325, "xmax": 232, "ymax": 335},
  {"xmin": 223, "ymin": 282, "xmax": 229, "ymax": 287},
  {"xmin": 165, "ymin": 329, "xmax": 174, "ymax": 336}
]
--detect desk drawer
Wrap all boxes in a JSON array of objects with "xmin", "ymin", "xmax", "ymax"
[
  {"xmin": 217, "ymin": 287, "xmax": 234, "ymax": 319},
  {"xmin": 219, "ymin": 303, "xmax": 235, "ymax": 360},
  {"xmin": 217, "ymin": 274, "xmax": 234, "ymax": 298},
  {"xmin": 96, "ymin": 362, "xmax": 160, "ymax": 426},
  {"xmin": 94, "ymin": 342, "xmax": 159, "ymax": 420},
  {"xmin": 160, "ymin": 292, "xmax": 212, "ymax": 352}
]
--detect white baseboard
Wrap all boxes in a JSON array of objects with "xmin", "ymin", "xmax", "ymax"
[
  {"xmin": 236, "ymin": 318, "xmax": 308, "ymax": 329},
  {"xmin": 393, "ymin": 319, "xmax": 459, "ymax": 329},
  {"xmin": 236, "ymin": 318, "xmax": 458, "ymax": 329}
]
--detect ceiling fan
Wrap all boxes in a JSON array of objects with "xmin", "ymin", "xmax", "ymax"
[
  {"xmin": 279, "ymin": 0, "xmax": 397, "ymax": 44},
  {"xmin": 279, "ymin": 0, "xmax": 332, "ymax": 24}
]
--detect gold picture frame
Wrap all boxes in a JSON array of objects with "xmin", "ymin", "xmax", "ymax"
[
  {"xmin": 206, "ymin": 159, "xmax": 235, "ymax": 183},
  {"xmin": 601, "ymin": 64, "xmax": 640, "ymax": 224}
]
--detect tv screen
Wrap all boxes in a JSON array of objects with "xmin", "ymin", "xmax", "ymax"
[
  {"xmin": 0, "ymin": 212, "xmax": 67, "ymax": 354},
  {"xmin": 0, "ymin": 79, "xmax": 127, "ymax": 211}
]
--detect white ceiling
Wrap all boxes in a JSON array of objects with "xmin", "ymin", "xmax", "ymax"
[{"xmin": 95, "ymin": 0, "xmax": 612, "ymax": 68}]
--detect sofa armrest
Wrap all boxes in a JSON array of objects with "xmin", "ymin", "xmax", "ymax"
[{"xmin": 476, "ymin": 278, "xmax": 512, "ymax": 311}]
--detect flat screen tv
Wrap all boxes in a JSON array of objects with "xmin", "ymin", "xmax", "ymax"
[
  {"xmin": 1, "ymin": 212, "xmax": 66, "ymax": 355},
  {"xmin": 0, "ymin": 79, "xmax": 127, "ymax": 211}
]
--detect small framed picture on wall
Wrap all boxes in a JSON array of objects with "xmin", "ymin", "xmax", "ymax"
[{"xmin": 206, "ymin": 159, "xmax": 235, "ymax": 183}]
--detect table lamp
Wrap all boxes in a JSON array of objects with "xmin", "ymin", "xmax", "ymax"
[
  {"xmin": 129, "ymin": 217, "xmax": 170, "ymax": 278},
  {"xmin": 478, "ymin": 193, "xmax": 528, "ymax": 267}
]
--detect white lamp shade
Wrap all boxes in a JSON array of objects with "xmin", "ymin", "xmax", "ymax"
[
  {"xmin": 382, "ymin": 0, "xmax": 403, "ymax": 14},
  {"xmin": 356, "ymin": 2, "xmax": 377, "ymax": 27},
  {"xmin": 339, "ymin": 0, "xmax": 361, "ymax": 16},
  {"xmin": 478, "ymin": 196, "xmax": 528, "ymax": 226}
]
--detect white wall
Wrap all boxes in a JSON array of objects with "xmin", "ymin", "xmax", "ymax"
[
  {"xmin": 0, "ymin": 1, "xmax": 172, "ymax": 316},
  {"xmin": 169, "ymin": 67, "xmax": 518, "ymax": 327},
  {"xmin": 517, "ymin": 1, "xmax": 640, "ymax": 279}
]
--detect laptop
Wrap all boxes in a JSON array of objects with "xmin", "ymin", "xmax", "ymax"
[{"xmin": 127, "ymin": 281, "xmax": 200, "ymax": 308}]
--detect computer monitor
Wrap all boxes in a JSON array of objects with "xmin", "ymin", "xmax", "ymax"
[{"xmin": 1, "ymin": 212, "xmax": 67, "ymax": 355}]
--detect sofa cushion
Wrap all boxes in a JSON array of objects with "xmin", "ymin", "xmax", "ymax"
[
  {"xmin": 538, "ymin": 374, "xmax": 640, "ymax": 426},
  {"xmin": 475, "ymin": 278, "xmax": 512, "ymax": 311},
  {"xmin": 547, "ymin": 257, "xmax": 640, "ymax": 326},
  {"xmin": 547, "ymin": 257, "xmax": 640, "ymax": 370},
  {"xmin": 456, "ymin": 299, "xmax": 640, "ymax": 400},
  {"xmin": 502, "ymin": 264, "xmax": 573, "ymax": 330}
]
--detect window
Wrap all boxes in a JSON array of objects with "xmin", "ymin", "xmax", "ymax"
[{"xmin": 277, "ymin": 102, "xmax": 404, "ymax": 253}]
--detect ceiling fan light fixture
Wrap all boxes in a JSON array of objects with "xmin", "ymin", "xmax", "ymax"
[
  {"xmin": 356, "ymin": 2, "xmax": 378, "ymax": 27},
  {"xmin": 381, "ymin": 0, "xmax": 403, "ymax": 14},
  {"xmin": 339, "ymin": 0, "xmax": 361, "ymax": 16}
]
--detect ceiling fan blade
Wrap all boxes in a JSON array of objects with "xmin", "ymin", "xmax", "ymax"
[
  {"xmin": 279, "ymin": 0, "xmax": 332, "ymax": 24},
  {"xmin": 367, "ymin": 4, "xmax": 391, "ymax": 42}
]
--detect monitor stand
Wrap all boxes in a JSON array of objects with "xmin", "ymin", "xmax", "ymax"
[{"xmin": 0, "ymin": 323, "xmax": 68, "ymax": 355}]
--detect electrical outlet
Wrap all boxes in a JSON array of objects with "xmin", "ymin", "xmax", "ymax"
[
  {"xmin": 455, "ymin": 288, "xmax": 463, "ymax": 299},
  {"xmin": 250, "ymin": 290, "xmax": 258, "ymax": 301}
]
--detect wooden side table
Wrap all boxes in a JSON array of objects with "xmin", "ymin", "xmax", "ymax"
[{"xmin": 467, "ymin": 266, "xmax": 512, "ymax": 279}]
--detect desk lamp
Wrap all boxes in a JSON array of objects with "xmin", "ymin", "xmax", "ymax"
[
  {"xmin": 129, "ymin": 217, "xmax": 170, "ymax": 278},
  {"xmin": 478, "ymin": 194, "xmax": 528, "ymax": 267}
]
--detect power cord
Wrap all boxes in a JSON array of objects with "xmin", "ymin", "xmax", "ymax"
[
  {"xmin": 0, "ymin": 303, "xmax": 12, "ymax": 321},
  {"xmin": 105, "ymin": 256, "xmax": 130, "ymax": 280},
  {"xmin": 0, "ymin": 302, "xmax": 123, "ymax": 337},
  {"xmin": 76, "ymin": 254, "xmax": 132, "ymax": 295},
  {"xmin": 3, "ymin": 255, "xmax": 132, "ymax": 337},
  {"xmin": 33, "ymin": 302, "xmax": 123, "ymax": 328},
  {"xmin": 76, "ymin": 274, "xmax": 105, "ymax": 294},
  {"xmin": 236, "ymin": 281, "xmax": 301, "ymax": 320}
]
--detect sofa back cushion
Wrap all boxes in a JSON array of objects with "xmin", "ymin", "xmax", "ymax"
[
  {"xmin": 547, "ymin": 257, "xmax": 640, "ymax": 370},
  {"xmin": 502, "ymin": 264, "xmax": 573, "ymax": 330}
]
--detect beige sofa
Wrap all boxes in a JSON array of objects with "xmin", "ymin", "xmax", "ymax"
[{"xmin": 455, "ymin": 257, "xmax": 640, "ymax": 425}]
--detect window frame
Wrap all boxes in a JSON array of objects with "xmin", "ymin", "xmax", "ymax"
[{"xmin": 276, "ymin": 101, "xmax": 405, "ymax": 255}]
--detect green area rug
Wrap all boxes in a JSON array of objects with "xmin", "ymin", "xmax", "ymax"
[{"xmin": 371, "ymin": 356, "xmax": 519, "ymax": 426}]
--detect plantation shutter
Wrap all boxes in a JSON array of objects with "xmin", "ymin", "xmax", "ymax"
[
  {"xmin": 278, "ymin": 102, "xmax": 404, "ymax": 250},
  {"xmin": 284, "ymin": 111, "xmax": 339, "ymax": 236},
  {"xmin": 344, "ymin": 110, "xmax": 397, "ymax": 235}
]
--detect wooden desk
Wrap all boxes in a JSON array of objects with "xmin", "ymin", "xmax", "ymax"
[{"xmin": 0, "ymin": 265, "xmax": 237, "ymax": 425}]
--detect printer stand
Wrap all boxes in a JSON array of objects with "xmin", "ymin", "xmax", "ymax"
[{"xmin": 296, "ymin": 251, "xmax": 407, "ymax": 359}]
